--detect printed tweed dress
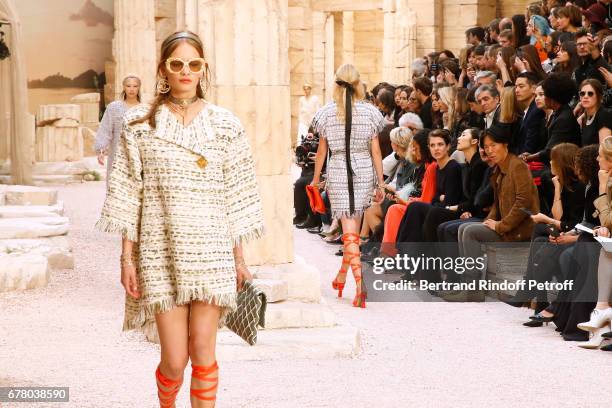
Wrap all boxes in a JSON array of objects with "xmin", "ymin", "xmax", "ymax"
[
  {"xmin": 312, "ymin": 101, "xmax": 385, "ymax": 218},
  {"xmin": 95, "ymin": 103, "xmax": 265, "ymax": 332}
]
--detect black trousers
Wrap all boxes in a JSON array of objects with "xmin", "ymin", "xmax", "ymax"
[
  {"xmin": 294, "ymin": 167, "xmax": 314, "ymax": 219},
  {"xmin": 423, "ymin": 207, "xmax": 461, "ymax": 242}
]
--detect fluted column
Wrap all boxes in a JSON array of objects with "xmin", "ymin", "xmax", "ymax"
[
  {"xmin": 194, "ymin": 0, "xmax": 292, "ymax": 266},
  {"xmin": 382, "ymin": 0, "xmax": 417, "ymax": 84},
  {"xmin": 113, "ymin": 0, "xmax": 157, "ymax": 103}
]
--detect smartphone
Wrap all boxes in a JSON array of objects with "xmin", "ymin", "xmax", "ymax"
[
  {"xmin": 519, "ymin": 207, "xmax": 533, "ymax": 216},
  {"xmin": 547, "ymin": 224, "xmax": 560, "ymax": 238}
]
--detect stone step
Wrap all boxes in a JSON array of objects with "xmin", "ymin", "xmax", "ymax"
[
  {"xmin": 0, "ymin": 237, "xmax": 74, "ymax": 270},
  {"xmin": 0, "ymin": 253, "xmax": 50, "ymax": 292},
  {"xmin": 0, "ymin": 217, "xmax": 70, "ymax": 239},
  {"xmin": 3, "ymin": 185, "xmax": 58, "ymax": 206},
  {"xmin": 252, "ymin": 278, "xmax": 288, "ymax": 303},
  {"xmin": 0, "ymin": 202, "xmax": 64, "ymax": 218},
  {"xmin": 264, "ymin": 300, "xmax": 336, "ymax": 329},
  {"xmin": 252, "ymin": 255, "xmax": 321, "ymax": 302}
]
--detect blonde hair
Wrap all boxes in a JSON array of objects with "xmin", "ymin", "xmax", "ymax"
[
  {"xmin": 333, "ymin": 64, "xmax": 366, "ymax": 120},
  {"xmin": 121, "ymin": 74, "xmax": 142, "ymax": 102},
  {"xmin": 437, "ymin": 86, "xmax": 456, "ymax": 130},
  {"xmin": 499, "ymin": 85, "xmax": 518, "ymax": 123},
  {"xmin": 602, "ymin": 136, "xmax": 612, "ymax": 161},
  {"xmin": 390, "ymin": 127, "xmax": 413, "ymax": 152}
]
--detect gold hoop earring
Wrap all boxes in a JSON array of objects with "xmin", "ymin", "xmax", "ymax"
[{"xmin": 156, "ymin": 77, "xmax": 170, "ymax": 94}]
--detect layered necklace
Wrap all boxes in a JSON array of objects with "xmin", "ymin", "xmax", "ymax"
[{"xmin": 167, "ymin": 95, "xmax": 200, "ymax": 125}]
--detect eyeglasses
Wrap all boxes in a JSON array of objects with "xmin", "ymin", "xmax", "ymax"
[
  {"xmin": 165, "ymin": 57, "xmax": 207, "ymax": 74},
  {"xmin": 579, "ymin": 91, "xmax": 595, "ymax": 97},
  {"xmin": 576, "ymin": 42, "xmax": 589, "ymax": 48}
]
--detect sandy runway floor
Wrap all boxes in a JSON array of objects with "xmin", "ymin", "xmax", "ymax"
[{"xmin": 0, "ymin": 181, "xmax": 610, "ymax": 408}]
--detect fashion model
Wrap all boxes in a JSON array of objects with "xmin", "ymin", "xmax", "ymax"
[
  {"xmin": 94, "ymin": 73, "xmax": 142, "ymax": 181},
  {"xmin": 311, "ymin": 63, "xmax": 386, "ymax": 308},
  {"xmin": 95, "ymin": 31, "xmax": 264, "ymax": 407}
]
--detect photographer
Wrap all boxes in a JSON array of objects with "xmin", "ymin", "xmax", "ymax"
[{"xmin": 294, "ymin": 127, "xmax": 324, "ymax": 231}]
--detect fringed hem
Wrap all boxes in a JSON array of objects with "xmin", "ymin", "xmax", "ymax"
[
  {"xmin": 94, "ymin": 216, "xmax": 139, "ymax": 242},
  {"xmin": 231, "ymin": 224, "xmax": 265, "ymax": 247},
  {"xmin": 122, "ymin": 289, "xmax": 237, "ymax": 332},
  {"xmin": 331, "ymin": 209, "xmax": 367, "ymax": 220}
]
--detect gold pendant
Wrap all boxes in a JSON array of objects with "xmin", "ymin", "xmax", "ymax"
[{"xmin": 196, "ymin": 156, "xmax": 208, "ymax": 169}]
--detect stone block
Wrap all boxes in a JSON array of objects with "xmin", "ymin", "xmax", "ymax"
[
  {"xmin": 0, "ymin": 185, "xmax": 6, "ymax": 205},
  {"xmin": 81, "ymin": 127, "xmax": 97, "ymax": 157},
  {"xmin": 35, "ymin": 126, "xmax": 83, "ymax": 162},
  {"xmin": 253, "ymin": 255, "xmax": 320, "ymax": 302},
  {"xmin": 37, "ymin": 104, "xmax": 81, "ymax": 122},
  {"xmin": 70, "ymin": 93, "xmax": 100, "ymax": 103},
  {"xmin": 0, "ymin": 202, "xmax": 64, "ymax": 218},
  {"xmin": 155, "ymin": 0, "xmax": 176, "ymax": 18},
  {"xmin": 264, "ymin": 300, "xmax": 336, "ymax": 329},
  {"xmin": 252, "ymin": 278, "xmax": 288, "ymax": 303},
  {"xmin": 0, "ymin": 253, "xmax": 50, "ymax": 292},
  {"xmin": 243, "ymin": 175, "xmax": 294, "ymax": 266},
  {"xmin": 4, "ymin": 186, "xmax": 58, "ymax": 206},
  {"xmin": 484, "ymin": 244, "xmax": 531, "ymax": 297},
  {"xmin": 0, "ymin": 217, "xmax": 69, "ymax": 239},
  {"xmin": 0, "ymin": 236, "xmax": 73, "ymax": 270},
  {"xmin": 215, "ymin": 85, "xmax": 291, "ymax": 177}
]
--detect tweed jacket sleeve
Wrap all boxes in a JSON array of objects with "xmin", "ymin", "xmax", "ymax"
[
  {"xmin": 95, "ymin": 110, "xmax": 145, "ymax": 242},
  {"xmin": 223, "ymin": 124, "xmax": 265, "ymax": 246}
]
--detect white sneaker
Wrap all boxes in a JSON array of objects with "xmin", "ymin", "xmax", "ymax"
[{"xmin": 578, "ymin": 307, "xmax": 612, "ymax": 331}]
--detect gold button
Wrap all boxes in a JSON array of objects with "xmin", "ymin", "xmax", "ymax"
[{"xmin": 197, "ymin": 156, "xmax": 208, "ymax": 168}]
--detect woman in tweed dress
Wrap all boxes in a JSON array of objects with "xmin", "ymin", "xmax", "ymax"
[
  {"xmin": 311, "ymin": 64, "xmax": 386, "ymax": 308},
  {"xmin": 95, "ymin": 31, "xmax": 264, "ymax": 407},
  {"xmin": 94, "ymin": 74, "xmax": 142, "ymax": 181}
]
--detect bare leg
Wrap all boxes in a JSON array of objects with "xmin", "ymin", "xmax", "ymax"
[
  {"xmin": 341, "ymin": 216, "xmax": 366, "ymax": 307},
  {"xmin": 155, "ymin": 305, "xmax": 190, "ymax": 408},
  {"xmin": 189, "ymin": 302, "xmax": 222, "ymax": 408}
]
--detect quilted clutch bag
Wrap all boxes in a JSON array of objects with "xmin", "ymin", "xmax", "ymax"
[{"xmin": 225, "ymin": 280, "xmax": 267, "ymax": 346}]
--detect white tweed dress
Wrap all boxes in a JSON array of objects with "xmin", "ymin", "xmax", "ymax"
[
  {"xmin": 95, "ymin": 102, "xmax": 265, "ymax": 332},
  {"xmin": 312, "ymin": 101, "xmax": 385, "ymax": 219}
]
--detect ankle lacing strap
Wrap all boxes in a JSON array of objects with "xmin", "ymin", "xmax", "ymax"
[
  {"xmin": 156, "ymin": 366, "xmax": 183, "ymax": 408},
  {"xmin": 191, "ymin": 361, "xmax": 219, "ymax": 402}
]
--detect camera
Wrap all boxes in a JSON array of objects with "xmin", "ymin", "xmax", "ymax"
[{"xmin": 295, "ymin": 132, "xmax": 319, "ymax": 167}]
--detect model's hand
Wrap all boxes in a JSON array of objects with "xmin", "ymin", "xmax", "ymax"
[
  {"xmin": 235, "ymin": 262, "xmax": 252, "ymax": 292},
  {"xmin": 121, "ymin": 263, "xmax": 140, "ymax": 299},
  {"xmin": 97, "ymin": 152, "xmax": 105, "ymax": 166}
]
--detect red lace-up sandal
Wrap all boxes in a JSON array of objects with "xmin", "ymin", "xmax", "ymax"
[
  {"xmin": 155, "ymin": 366, "xmax": 183, "ymax": 408},
  {"xmin": 190, "ymin": 361, "xmax": 219, "ymax": 405},
  {"xmin": 332, "ymin": 232, "xmax": 360, "ymax": 297}
]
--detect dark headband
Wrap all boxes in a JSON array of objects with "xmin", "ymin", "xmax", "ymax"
[{"xmin": 162, "ymin": 32, "xmax": 201, "ymax": 48}]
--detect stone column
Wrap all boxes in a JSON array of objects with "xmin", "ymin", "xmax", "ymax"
[
  {"xmin": 193, "ymin": 0, "xmax": 292, "ymax": 267},
  {"xmin": 342, "ymin": 12, "xmax": 354, "ymax": 65},
  {"xmin": 382, "ymin": 0, "xmax": 417, "ymax": 84},
  {"xmin": 113, "ymin": 0, "xmax": 157, "ymax": 103},
  {"xmin": 324, "ymin": 13, "xmax": 335, "ymax": 103}
]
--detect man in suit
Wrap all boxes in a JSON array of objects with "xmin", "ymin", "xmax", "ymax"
[
  {"xmin": 524, "ymin": 73, "xmax": 581, "ymax": 163},
  {"xmin": 514, "ymin": 72, "xmax": 546, "ymax": 155}
]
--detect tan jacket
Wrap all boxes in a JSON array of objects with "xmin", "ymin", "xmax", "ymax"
[
  {"xmin": 486, "ymin": 153, "xmax": 540, "ymax": 241},
  {"xmin": 594, "ymin": 179, "xmax": 612, "ymax": 229}
]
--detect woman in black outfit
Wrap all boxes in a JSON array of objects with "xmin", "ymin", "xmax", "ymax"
[
  {"xmin": 577, "ymin": 79, "xmax": 612, "ymax": 147},
  {"xmin": 521, "ymin": 145, "xmax": 602, "ymax": 341},
  {"xmin": 394, "ymin": 129, "xmax": 463, "ymax": 280},
  {"xmin": 418, "ymin": 128, "xmax": 489, "ymax": 242},
  {"xmin": 504, "ymin": 143, "xmax": 586, "ymax": 319}
]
